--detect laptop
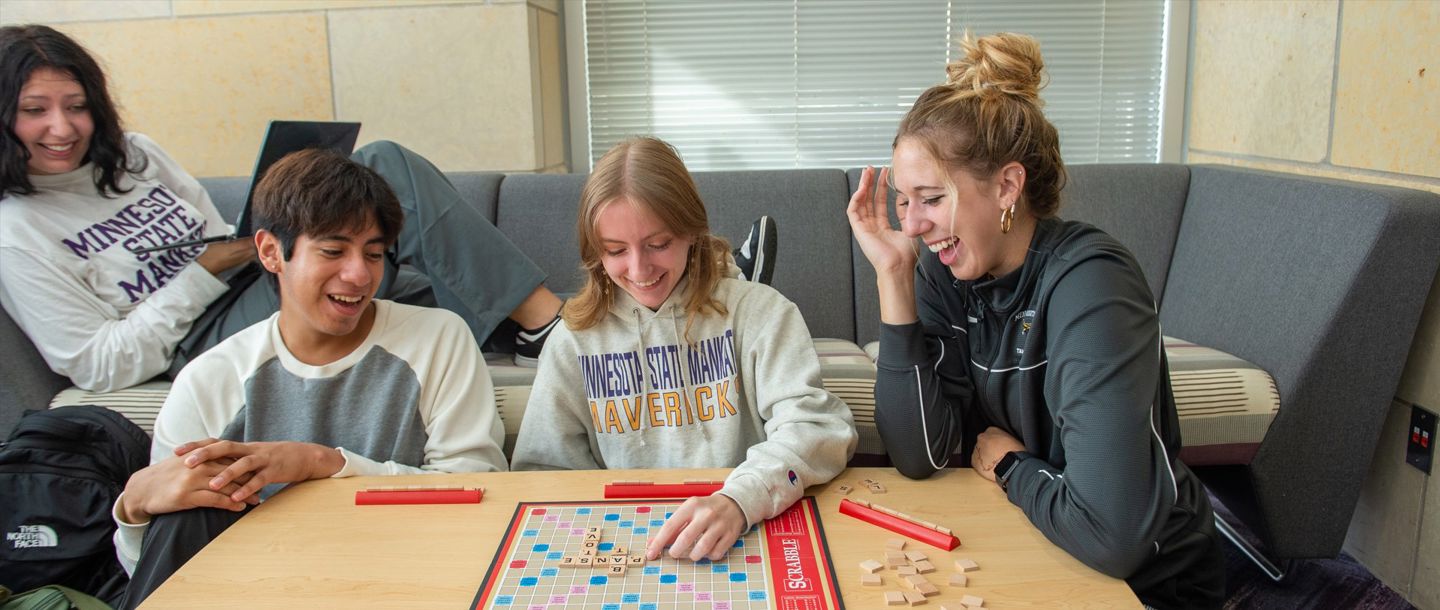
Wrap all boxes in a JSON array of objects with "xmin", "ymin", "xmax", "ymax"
[{"xmin": 130, "ymin": 120, "xmax": 362, "ymax": 254}]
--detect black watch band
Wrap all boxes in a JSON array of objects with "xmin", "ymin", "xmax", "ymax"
[{"xmin": 995, "ymin": 451, "xmax": 1029, "ymax": 491}]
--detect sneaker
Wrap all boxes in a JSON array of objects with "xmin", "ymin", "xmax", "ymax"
[
  {"xmin": 733, "ymin": 216, "xmax": 777, "ymax": 285},
  {"xmin": 514, "ymin": 314, "xmax": 561, "ymax": 367}
]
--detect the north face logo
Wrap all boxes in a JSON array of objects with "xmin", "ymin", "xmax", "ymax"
[{"xmin": 6, "ymin": 524, "xmax": 58, "ymax": 549}]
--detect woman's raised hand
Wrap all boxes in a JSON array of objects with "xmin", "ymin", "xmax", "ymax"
[{"xmin": 846, "ymin": 166, "xmax": 916, "ymax": 277}]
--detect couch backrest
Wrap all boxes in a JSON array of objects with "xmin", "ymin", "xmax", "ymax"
[
  {"xmin": 200, "ymin": 172, "xmax": 504, "ymax": 226},
  {"xmin": 1157, "ymin": 166, "xmax": 1440, "ymax": 557},
  {"xmin": 845, "ymin": 168, "xmax": 889, "ymax": 347},
  {"xmin": 495, "ymin": 169, "xmax": 857, "ymax": 341},
  {"xmin": 0, "ymin": 307, "xmax": 70, "ymax": 436},
  {"xmin": 1060, "ymin": 164, "xmax": 1190, "ymax": 304}
]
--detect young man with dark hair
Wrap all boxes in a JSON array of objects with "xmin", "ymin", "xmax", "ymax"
[{"xmin": 111, "ymin": 149, "xmax": 508, "ymax": 608}]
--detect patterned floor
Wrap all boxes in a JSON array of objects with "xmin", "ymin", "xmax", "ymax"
[{"xmin": 1215, "ymin": 495, "xmax": 1416, "ymax": 610}]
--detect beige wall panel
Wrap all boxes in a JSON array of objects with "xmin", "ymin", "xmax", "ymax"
[
  {"xmin": 1344, "ymin": 400, "xmax": 1427, "ymax": 595},
  {"xmin": 0, "ymin": 0, "xmax": 170, "ymax": 25},
  {"xmin": 330, "ymin": 4, "xmax": 538, "ymax": 172},
  {"xmin": 537, "ymin": 7, "xmax": 566, "ymax": 170},
  {"xmin": 1188, "ymin": 1, "xmax": 1336, "ymax": 161},
  {"xmin": 1398, "ymin": 277, "xmax": 1440, "ymax": 409},
  {"xmin": 1415, "ymin": 466, "xmax": 1440, "ymax": 609},
  {"xmin": 1332, "ymin": 1, "xmax": 1439, "ymax": 178},
  {"xmin": 174, "ymin": 0, "xmax": 493, "ymax": 17},
  {"xmin": 58, "ymin": 17, "xmax": 333, "ymax": 178}
]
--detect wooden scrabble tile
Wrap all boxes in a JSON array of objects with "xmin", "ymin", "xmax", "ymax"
[
  {"xmin": 628, "ymin": 555, "xmax": 645, "ymax": 565},
  {"xmin": 960, "ymin": 594, "xmax": 984, "ymax": 607},
  {"xmin": 612, "ymin": 546, "xmax": 629, "ymax": 556},
  {"xmin": 835, "ymin": 484, "xmax": 854, "ymax": 495},
  {"xmin": 859, "ymin": 559, "xmax": 884, "ymax": 574},
  {"xmin": 853, "ymin": 499, "xmax": 871, "ymax": 508},
  {"xmin": 594, "ymin": 556, "xmax": 611, "ymax": 566},
  {"xmin": 954, "ymin": 558, "xmax": 979, "ymax": 572},
  {"xmin": 897, "ymin": 565, "xmax": 917, "ymax": 575},
  {"xmin": 886, "ymin": 555, "xmax": 908, "ymax": 568},
  {"xmin": 916, "ymin": 582, "xmax": 940, "ymax": 597},
  {"xmin": 904, "ymin": 550, "xmax": 928, "ymax": 562},
  {"xmin": 607, "ymin": 564, "xmax": 626, "ymax": 576},
  {"xmin": 587, "ymin": 527, "xmax": 601, "ymax": 534},
  {"xmin": 861, "ymin": 478, "xmax": 878, "ymax": 486},
  {"xmin": 560, "ymin": 556, "xmax": 577, "ymax": 567},
  {"xmin": 914, "ymin": 560, "xmax": 936, "ymax": 574},
  {"xmin": 886, "ymin": 538, "xmax": 907, "ymax": 551},
  {"xmin": 938, "ymin": 605, "xmax": 960, "ymax": 610},
  {"xmin": 900, "ymin": 574, "xmax": 927, "ymax": 589},
  {"xmin": 884, "ymin": 591, "xmax": 906, "ymax": 606},
  {"xmin": 936, "ymin": 525, "xmax": 953, "ymax": 536},
  {"xmin": 948, "ymin": 573, "xmax": 968, "ymax": 587},
  {"xmin": 903, "ymin": 590, "xmax": 927, "ymax": 605},
  {"xmin": 860, "ymin": 573, "xmax": 883, "ymax": 587},
  {"xmin": 577, "ymin": 556, "xmax": 592, "ymax": 567},
  {"xmin": 585, "ymin": 533, "xmax": 601, "ymax": 542},
  {"xmin": 868, "ymin": 483, "xmax": 887, "ymax": 494}
]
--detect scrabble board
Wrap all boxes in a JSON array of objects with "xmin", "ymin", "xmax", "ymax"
[{"xmin": 471, "ymin": 498, "xmax": 842, "ymax": 609}]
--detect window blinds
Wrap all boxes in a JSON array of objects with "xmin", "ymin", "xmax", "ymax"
[{"xmin": 581, "ymin": 0, "xmax": 1168, "ymax": 170}]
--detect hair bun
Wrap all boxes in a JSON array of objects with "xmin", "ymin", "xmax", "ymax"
[{"xmin": 945, "ymin": 32, "xmax": 1046, "ymax": 103}]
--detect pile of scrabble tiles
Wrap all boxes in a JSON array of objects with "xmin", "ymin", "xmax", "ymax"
[{"xmin": 858, "ymin": 538, "xmax": 984, "ymax": 608}]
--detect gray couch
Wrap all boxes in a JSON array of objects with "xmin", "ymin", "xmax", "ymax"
[{"xmin": 3, "ymin": 164, "xmax": 1437, "ymax": 576}]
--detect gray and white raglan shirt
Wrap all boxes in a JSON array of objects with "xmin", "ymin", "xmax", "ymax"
[
  {"xmin": 875, "ymin": 218, "xmax": 1222, "ymax": 609},
  {"xmin": 112, "ymin": 300, "xmax": 508, "ymax": 573}
]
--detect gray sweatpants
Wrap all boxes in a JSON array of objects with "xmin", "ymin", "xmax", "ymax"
[{"xmin": 168, "ymin": 140, "xmax": 545, "ymax": 377}]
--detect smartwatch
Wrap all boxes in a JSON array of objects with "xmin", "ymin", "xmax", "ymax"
[{"xmin": 995, "ymin": 451, "xmax": 1030, "ymax": 492}]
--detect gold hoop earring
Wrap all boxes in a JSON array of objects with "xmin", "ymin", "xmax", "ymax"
[{"xmin": 1000, "ymin": 203, "xmax": 1016, "ymax": 234}]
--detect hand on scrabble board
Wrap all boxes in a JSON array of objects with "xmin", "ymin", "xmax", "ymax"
[{"xmin": 645, "ymin": 493, "xmax": 746, "ymax": 562}]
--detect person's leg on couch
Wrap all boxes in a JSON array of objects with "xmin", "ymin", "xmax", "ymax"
[{"xmin": 350, "ymin": 141, "xmax": 562, "ymax": 363}]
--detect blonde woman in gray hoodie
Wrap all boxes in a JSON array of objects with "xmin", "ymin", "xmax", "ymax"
[{"xmin": 512, "ymin": 136, "xmax": 857, "ymax": 563}]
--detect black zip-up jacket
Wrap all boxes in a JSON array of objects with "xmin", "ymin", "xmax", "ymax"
[{"xmin": 875, "ymin": 218, "xmax": 1223, "ymax": 609}]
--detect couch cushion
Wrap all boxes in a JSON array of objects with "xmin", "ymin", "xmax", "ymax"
[
  {"xmin": 1164, "ymin": 336, "xmax": 1280, "ymax": 466},
  {"xmin": 49, "ymin": 381, "xmax": 172, "ymax": 435},
  {"xmin": 857, "ymin": 336, "xmax": 1280, "ymax": 466},
  {"xmin": 484, "ymin": 354, "xmax": 536, "ymax": 458},
  {"xmin": 812, "ymin": 338, "xmax": 880, "ymax": 457}
]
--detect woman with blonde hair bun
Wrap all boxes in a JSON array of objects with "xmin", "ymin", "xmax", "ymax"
[
  {"xmin": 849, "ymin": 32, "xmax": 1224, "ymax": 608},
  {"xmin": 513, "ymin": 136, "xmax": 857, "ymax": 563}
]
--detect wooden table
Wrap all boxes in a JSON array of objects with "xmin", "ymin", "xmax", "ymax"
[{"xmin": 141, "ymin": 467, "xmax": 1139, "ymax": 608}]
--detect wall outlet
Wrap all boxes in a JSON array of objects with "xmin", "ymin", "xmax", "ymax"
[{"xmin": 1406, "ymin": 404, "xmax": 1436, "ymax": 474}]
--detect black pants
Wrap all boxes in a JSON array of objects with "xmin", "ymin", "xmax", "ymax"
[{"xmin": 121, "ymin": 506, "xmax": 252, "ymax": 609}]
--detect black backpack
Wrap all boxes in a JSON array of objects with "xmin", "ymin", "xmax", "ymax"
[{"xmin": 0, "ymin": 406, "xmax": 150, "ymax": 606}]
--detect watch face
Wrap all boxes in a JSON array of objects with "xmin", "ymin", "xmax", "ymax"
[{"xmin": 997, "ymin": 452, "xmax": 1023, "ymax": 489}]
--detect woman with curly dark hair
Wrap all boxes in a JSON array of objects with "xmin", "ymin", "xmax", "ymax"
[{"xmin": 0, "ymin": 24, "xmax": 568, "ymax": 394}]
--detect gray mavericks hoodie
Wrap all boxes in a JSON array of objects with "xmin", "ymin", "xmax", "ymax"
[{"xmin": 513, "ymin": 276, "xmax": 857, "ymax": 526}]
